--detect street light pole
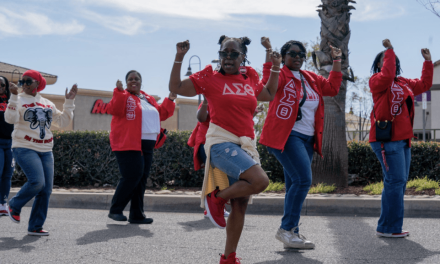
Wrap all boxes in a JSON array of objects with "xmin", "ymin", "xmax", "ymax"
[{"xmin": 184, "ymin": 55, "xmax": 202, "ymax": 105}]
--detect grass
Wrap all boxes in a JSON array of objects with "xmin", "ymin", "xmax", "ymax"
[
  {"xmin": 406, "ymin": 177, "xmax": 439, "ymax": 191},
  {"xmin": 436, "ymin": 189, "xmax": 440, "ymax": 195},
  {"xmin": 363, "ymin": 181, "xmax": 384, "ymax": 195},
  {"xmin": 263, "ymin": 181, "xmax": 285, "ymax": 192},
  {"xmin": 308, "ymin": 183, "xmax": 336, "ymax": 194}
]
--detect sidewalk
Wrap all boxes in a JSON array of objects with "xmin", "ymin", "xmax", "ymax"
[{"xmin": 10, "ymin": 188, "xmax": 440, "ymax": 217}]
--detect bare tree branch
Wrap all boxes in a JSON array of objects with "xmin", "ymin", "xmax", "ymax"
[{"xmin": 417, "ymin": 0, "xmax": 440, "ymax": 18}]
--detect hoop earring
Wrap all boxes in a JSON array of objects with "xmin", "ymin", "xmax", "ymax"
[{"xmin": 239, "ymin": 60, "xmax": 247, "ymax": 74}]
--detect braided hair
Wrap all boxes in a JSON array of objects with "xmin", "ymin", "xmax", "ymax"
[
  {"xmin": 280, "ymin": 40, "xmax": 307, "ymax": 65},
  {"xmin": 125, "ymin": 70, "xmax": 142, "ymax": 82},
  {"xmin": 371, "ymin": 51, "xmax": 402, "ymax": 77}
]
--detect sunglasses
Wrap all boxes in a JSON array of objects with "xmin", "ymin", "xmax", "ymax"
[
  {"xmin": 19, "ymin": 79, "xmax": 36, "ymax": 86},
  {"xmin": 286, "ymin": 51, "xmax": 306, "ymax": 59},
  {"xmin": 218, "ymin": 51, "xmax": 243, "ymax": 60},
  {"xmin": 0, "ymin": 83, "xmax": 5, "ymax": 88}
]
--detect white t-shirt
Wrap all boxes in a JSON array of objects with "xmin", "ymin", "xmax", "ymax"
[
  {"xmin": 140, "ymin": 98, "xmax": 160, "ymax": 140},
  {"xmin": 291, "ymin": 71, "xmax": 320, "ymax": 136}
]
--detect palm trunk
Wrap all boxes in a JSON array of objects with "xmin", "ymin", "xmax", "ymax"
[{"xmin": 311, "ymin": 0, "xmax": 356, "ymax": 187}]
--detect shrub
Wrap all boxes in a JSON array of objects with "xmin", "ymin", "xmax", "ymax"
[
  {"xmin": 363, "ymin": 182, "xmax": 384, "ymax": 195},
  {"xmin": 263, "ymin": 181, "xmax": 285, "ymax": 192},
  {"xmin": 406, "ymin": 177, "xmax": 439, "ymax": 191},
  {"xmin": 308, "ymin": 183, "xmax": 336, "ymax": 194}
]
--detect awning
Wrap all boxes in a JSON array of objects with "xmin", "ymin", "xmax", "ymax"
[{"xmin": 0, "ymin": 61, "xmax": 57, "ymax": 85}]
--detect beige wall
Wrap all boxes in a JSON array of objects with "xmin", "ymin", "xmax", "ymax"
[
  {"xmin": 176, "ymin": 98, "xmax": 199, "ymax": 131},
  {"xmin": 39, "ymin": 88, "xmax": 198, "ymax": 132},
  {"xmin": 39, "ymin": 93, "xmax": 74, "ymax": 131}
]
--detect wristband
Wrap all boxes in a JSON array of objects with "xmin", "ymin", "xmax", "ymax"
[
  {"xmin": 174, "ymin": 61, "xmax": 183, "ymax": 63},
  {"xmin": 266, "ymin": 49, "xmax": 273, "ymax": 52},
  {"xmin": 333, "ymin": 59, "xmax": 342, "ymax": 62},
  {"xmin": 270, "ymin": 69, "xmax": 280, "ymax": 73}
]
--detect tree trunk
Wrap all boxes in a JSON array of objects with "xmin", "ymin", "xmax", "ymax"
[{"xmin": 311, "ymin": 0, "xmax": 356, "ymax": 187}]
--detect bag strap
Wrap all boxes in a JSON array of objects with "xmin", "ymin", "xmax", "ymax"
[{"xmin": 299, "ymin": 73, "xmax": 307, "ymax": 107}]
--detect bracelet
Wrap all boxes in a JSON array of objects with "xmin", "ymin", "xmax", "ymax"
[
  {"xmin": 266, "ymin": 49, "xmax": 273, "ymax": 52},
  {"xmin": 270, "ymin": 69, "xmax": 280, "ymax": 73},
  {"xmin": 174, "ymin": 61, "xmax": 183, "ymax": 63},
  {"xmin": 333, "ymin": 59, "xmax": 342, "ymax": 62}
]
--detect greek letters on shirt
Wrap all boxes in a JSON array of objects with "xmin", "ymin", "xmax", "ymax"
[
  {"xmin": 276, "ymin": 79, "xmax": 297, "ymax": 120},
  {"xmin": 126, "ymin": 96, "xmax": 136, "ymax": 120},
  {"xmin": 223, "ymin": 83, "xmax": 255, "ymax": 96},
  {"xmin": 390, "ymin": 82, "xmax": 404, "ymax": 116}
]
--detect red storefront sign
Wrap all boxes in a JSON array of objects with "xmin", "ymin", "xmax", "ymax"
[{"xmin": 91, "ymin": 99, "xmax": 110, "ymax": 114}]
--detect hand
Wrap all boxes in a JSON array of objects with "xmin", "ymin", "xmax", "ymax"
[
  {"xmin": 176, "ymin": 40, "xmax": 190, "ymax": 56},
  {"xmin": 168, "ymin": 92, "xmax": 177, "ymax": 101},
  {"xmin": 255, "ymin": 104, "xmax": 264, "ymax": 114},
  {"xmin": 9, "ymin": 83, "xmax": 18, "ymax": 95},
  {"xmin": 421, "ymin": 48, "xmax": 431, "ymax": 61},
  {"xmin": 116, "ymin": 80, "xmax": 124, "ymax": 91},
  {"xmin": 270, "ymin": 51, "xmax": 282, "ymax": 67},
  {"xmin": 329, "ymin": 44, "xmax": 342, "ymax": 59},
  {"xmin": 65, "ymin": 84, "xmax": 78, "ymax": 99},
  {"xmin": 261, "ymin": 37, "xmax": 272, "ymax": 49},
  {"xmin": 382, "ymin": 39, "xmax": 393, "ymax": 49}
]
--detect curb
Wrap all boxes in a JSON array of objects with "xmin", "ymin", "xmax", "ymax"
[{"xmin": 10, "ymin": 191, "xmax": 440, "ymax": 218}]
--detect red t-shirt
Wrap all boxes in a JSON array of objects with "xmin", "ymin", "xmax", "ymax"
[{"xmin": 190, "ymin": 65, "xmax": 264, "ymax": 139}]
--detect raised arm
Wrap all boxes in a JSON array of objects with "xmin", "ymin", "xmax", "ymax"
[
  {"xmin": 370, "ymin": 39, "xmax": 397, "ymax": 93},
  {"xmin": 169, "ymin": 40, "xmax": 197, "ymax": 97},
  {"xmin": 407, "ymin": 48, "xmax": 433, "ymax": 96},
  {"xmin": 52, "ymin": 84, "xmax": 77, "ymax": 128},
  {"xmin": 261, "ymin": 37, "xmax": 273, "ymax": 63},
  {"xmin": 106, "ymin": 80, "xmax": 127, "ymax": 117},
  {"xmin": 256, "ymin": 51, "xmax": 282, "ymax": 102},
  {"xmin": 320, "ymin": 45, "xmax": 343, "ymax": 97}
]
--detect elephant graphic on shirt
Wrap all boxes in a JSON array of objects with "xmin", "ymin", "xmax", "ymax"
[{"xmin": 24, "ymin": 108, "xmax": 53, "ymax": 139}]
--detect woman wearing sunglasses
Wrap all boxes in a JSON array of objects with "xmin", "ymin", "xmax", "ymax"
[
  {"xmin": 169, "ymin": 36, "xmax": 281, "ymax": 264},
  {"xmin": 106, "ymin": 70, "xmax": 176, "ymax": 224},
  {"xmin": 369, "ymin": 39, "xmax": 432, "ymax": 238},
  {"xmin": 4, "ymin": 70, "xmax": 77, "ymax": 236},
  {"xmin": 0, "ymin": 76, "xmax": 15, "ymax": 217},
  {"xmin": 259, "ymin": 38, "xmax": 343, "ymax": 249}
]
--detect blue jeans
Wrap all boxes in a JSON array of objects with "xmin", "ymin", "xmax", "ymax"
[
  {"xmin": 9, "ymin": 148, "xmax": 54, "ymax": 232},
  {"xmin": 267, "ymin": 131, "xmax": 314, "ymax": 232},
  {"xmin": 210, "ymin": 142, "xmax": 258, "ymax": 186},
  {"xmin": 0, "ymin": 138, "xmax": 14, "ymax": 204},
  {"xmin": 371, "ymin": 140, "xmax": 411, "ymax": 234}
]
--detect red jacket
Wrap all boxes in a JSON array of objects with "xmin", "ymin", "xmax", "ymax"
[
  {"xmin": 259, "ymin": 62, "xmax": 342, "ymax": 156},
  {"xmin": 107, "ymin": 88, "xmax": 175, "ymax": 151},
  {"xmin": 369, "ymin": 49, "xmax": 433, "ymax": 144},
  {"xmin": 187, "ymin": 103, "xmax": 210, "ymax": 171}
]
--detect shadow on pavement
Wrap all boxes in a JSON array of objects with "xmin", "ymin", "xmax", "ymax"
[
  {"xmin": 325, "ymin": 216, "xmax": 440, "ymax": 263},
  {"xmin": 177, "ymin": 218, "xmax": 218, "ymax": 232},
  {"xmin": 0, "ymin": 236, "xmax": 40, "ymax": 253},
  {"xmin": 76, "ymin": 224, "xmax": 153, "ymax": 245},
  {"xmin": 255, "ymin": 249, "xmax": 323, "ymax": 264}
]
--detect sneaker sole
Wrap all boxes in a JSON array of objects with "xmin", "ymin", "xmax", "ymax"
[
  {"xmin": 5, "ymin": 204, "xmax": 19, "ymax": 224},
  {"xmin": 204, "ymin": 197, "xmax": 225, "ymax": 229},
  {"xmin": 376, "ymin": 232, "xmax": 409, "ymax": 238},
  {"xmin": 28, "ymin": 232, "xmax": 49, "ymax": 236},
  {"xmin": 276, "ymin": 233, "xmax": 315, "ymax": 249}
]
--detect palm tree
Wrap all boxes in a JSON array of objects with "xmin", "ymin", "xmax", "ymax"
[{"xmin": 311, "ymin": 0, "xmax": 356, "ymax": 187}]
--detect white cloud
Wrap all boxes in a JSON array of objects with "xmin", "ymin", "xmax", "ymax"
[
  {"xmin": 352, "ymin": 1, "xmax": 406, "ymax": 21},
  {"xmin": 0, "ymin": 8, "xmax": 84, "ymax": 36},
  {"xmin": 76, "ymin": 0, "xmax": 322, "ymax": 20},
  {"xmin": 81, "ymin": 10, "xmax": 151, "ymax": 35}
]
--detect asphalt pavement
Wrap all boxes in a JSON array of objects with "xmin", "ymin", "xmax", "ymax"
[{"xmin": 1, "ymin": 208, "xmax": 440, "ymax": 264}]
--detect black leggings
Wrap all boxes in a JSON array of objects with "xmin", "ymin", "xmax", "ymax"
[{"xmin": 110, "ymin": 140, "xmax": 156, "ymax": 220}]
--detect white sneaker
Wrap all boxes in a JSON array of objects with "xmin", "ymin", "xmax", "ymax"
[
  {"xmin": 0, "ymin": 204, "xmax": 7, "ymax": 216},
  {"xmin": 223, "ymin": 209, "xmax": 230, "ymax": 217},
  {"xmin": 275, "ymin": 228, "xmax": 315, "ymax": 249},
  {"xmin": 376, "ymin": 230, "xmax": 409, "ymax": 238}
]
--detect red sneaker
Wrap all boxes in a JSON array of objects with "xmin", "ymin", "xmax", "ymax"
[
  {"xmin": 219, "ymin": 252, "xmax": 241, "ymax": 264},
  {"xmin": 376, "ymin": 230, "xmax": 409, "ymax": 238},
  {"xmin": 28, "ymin": 229, "xmax": 49, "ymax": 236},
  {"xmin": 6, "ymin": 204, "xmax": 20, "ymax": 224},
  {"xmin": 205, "ymin": 188, "xmax": 227, "ymax": 229}
]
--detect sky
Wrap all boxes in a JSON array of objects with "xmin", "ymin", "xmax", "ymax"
[{"xmin": 0, "ymin": 0, "xmax": 438, "ymax": 105}]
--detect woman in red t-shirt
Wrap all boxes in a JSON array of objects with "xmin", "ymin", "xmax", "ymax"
[
  {"xmin": 369, "ymin": 39, "xmax": 433, "ymax": 238},
  {"xmin": 169, "ymin": 36, "xmax": 281, "ymax": 264}
]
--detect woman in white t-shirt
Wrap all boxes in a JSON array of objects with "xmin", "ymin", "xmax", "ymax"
[{"xmin": 259, "ymin": 37, "xmax": 343, "ymax": 249}]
